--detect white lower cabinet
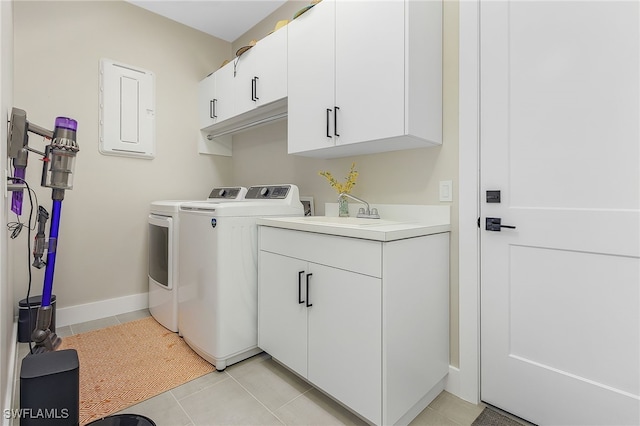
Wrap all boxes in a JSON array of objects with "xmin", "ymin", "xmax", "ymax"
[
  {"xmin": 258, "ymin": 226, "xmax": 450, "ymax": 425},
  {"xmin": 259, "ymin": 251, "xmax": 382, "ymax": 423}
]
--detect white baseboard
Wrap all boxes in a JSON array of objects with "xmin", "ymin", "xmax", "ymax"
[
  {"xmin": 445, "ymin": 365, "xmax": 461, "ymax": 398},
  {"xmin": 56, "ymin": 293, "xmax": 148, "ymax": 327},
  {"xmin": 396, "ymin": 375, "xmax": 446, "ymax": 425},
  {"xmin": 444, "ymin": 365, "xmax": 480, "ymax": 405}
]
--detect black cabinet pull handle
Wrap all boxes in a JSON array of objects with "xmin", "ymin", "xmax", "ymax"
[
  {"xmin": 306, "ymin": 273, "xmax": 313, "ymax": 307},
  {"xmin": 253, "ymin": 76, "xmax": 259, "ymax": 101},
  {"xmin": 210, "ymin": 99, "xmax": 217, "ymax": 118},
  {"xmin": 326, "ymin": 109, "xmax": 332, "ymax": 138},
  {"xmin": 334, "ymin": 106, "xmax": 340, "ymax": 137},
  {"xmin": 298, "ymin": 271, "xmax": 305, "ymax": 304}
]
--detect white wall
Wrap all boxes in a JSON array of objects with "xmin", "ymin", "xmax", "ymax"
[
  {"xmin": 0, "ymin": 0, "xmax": 14, "ymax": 417},
  {"xmin": 11, "ymin": 1, "xmax": 233, "ymax": 312}
]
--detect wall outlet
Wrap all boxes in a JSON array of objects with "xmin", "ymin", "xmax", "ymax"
[{"xmin": 439, "ymin": 180, "xmax": 453, "ymax": 202}]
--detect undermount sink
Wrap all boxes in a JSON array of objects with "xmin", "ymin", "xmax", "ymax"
[{"xmin": 294, "ymin": 216, "xmax": 400, "ymax": 227}]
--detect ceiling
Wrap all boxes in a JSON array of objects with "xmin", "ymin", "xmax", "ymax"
[{"xmin": 127, "ymin": 0, "xmax": 288, "ymax": 42}]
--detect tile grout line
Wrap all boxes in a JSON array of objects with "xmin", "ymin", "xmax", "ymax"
[
  {"xmin": 225, "ymin": 373, "xmax": 287, "ymax": 425},
  {"xmin": 169, "ymin": 386, "xmax": 197, "ymax": 426},
  {"xmin": 172, "ymin": 371, "xmax": 233, "ymax": 403},
  {"xmin": 272, "ymin": 386, "xmax": 313, "ymax": 413}
]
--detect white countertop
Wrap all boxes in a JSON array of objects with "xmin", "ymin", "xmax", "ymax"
[{"xmin": 257, "ymin": 206, "xmax": 451, "ymax": 242}]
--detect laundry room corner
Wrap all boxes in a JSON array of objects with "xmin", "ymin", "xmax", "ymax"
[{"xmin": 9, "ymin": 1, "xmax": 234, "ymax": 323}]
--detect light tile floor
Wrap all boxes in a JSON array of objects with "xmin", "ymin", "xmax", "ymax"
[{"xmin": 13, "ymin": 310, "xmax": 490, "ymax": 426}]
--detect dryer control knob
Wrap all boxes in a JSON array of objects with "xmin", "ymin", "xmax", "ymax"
[
  {"xmin": 260, "ymin": 187, "xmax": 270, "ymax": 197},
  {"xmin": 218, "ymin": 189, "xmax": 227, "ymax": 197}
]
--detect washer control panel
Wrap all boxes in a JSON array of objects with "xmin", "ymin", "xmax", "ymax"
[
  {"xmin": 208, "ymin": 187, "xmax": 245, "ymax": 199},
  {"xmin": 246, "ymin": 185, "xmax": 291, "ymax": 199}
]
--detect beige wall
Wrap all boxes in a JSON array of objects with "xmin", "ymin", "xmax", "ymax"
[
  {"xmin": 11, "ymin": 1, "xmax": 233, "ymax": 309},
  {"xmin": 231, "ymin": 0, "xmax": 460, "ymax": 366}
]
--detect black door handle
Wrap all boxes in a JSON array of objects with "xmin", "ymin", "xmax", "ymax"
[
  {"xmin": 326, "ymin": 109, "xmax": 332, "ymax": 138},
  {"xmin": 485, "ymin": 217, "xmax": 516, "ymax": 231},
  {"xmin": 306, "ymin": 273, "xmax": 313, "ymax": 307},
  {"xmin": 298, "ymin": 271, "xmax": 305, "ymax": 304},
  {"xmin": 334, "ymin": 106, "xmax": 340, "ymax": 137}
]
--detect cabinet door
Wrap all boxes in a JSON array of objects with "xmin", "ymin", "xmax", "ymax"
[
  {"xmin": 235, "ymin": 28, "xmax": 288, "ymax": 116},
  {"xmin": 234, "ymin": 47, "xmax": 259, "ymax": 116},
  {"xmin": 254, "ymin": 27, "xmax": 288, "ymax": 108},
  {"xmin": 334, "ymin": 1, "xmax": 405, "ymax": 146},
  {"xmin": 287, "ymin": 0, "xmax": 336, "ymax": 154},
  {"xmin": 258, "ymin": 251, "xmax": 309, "ymax": 378},
  {"xmin": 307, "ymin": 263, "xmax": 382, "ymax": 425},
  {"xmin": 198, "ymin": 73, "xmax": 216, "ymax": 129},
  {"xmin": 213, "ymin": 61, "xmax": 235, "ymax": 123}
]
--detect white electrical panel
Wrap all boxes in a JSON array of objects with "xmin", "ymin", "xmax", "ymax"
[{"xmin": 99, "ymin": 58, "xmax": 155, "ymax": 159}]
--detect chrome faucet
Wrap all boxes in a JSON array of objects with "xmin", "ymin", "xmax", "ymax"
[{"xmin": 338, "ymin": 193, "xmax": 380, "ymax": 219}]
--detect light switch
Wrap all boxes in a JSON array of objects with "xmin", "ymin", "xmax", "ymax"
[{"xmin": 439, "ymin": 180, "xmax": 453, "ymax": 202}]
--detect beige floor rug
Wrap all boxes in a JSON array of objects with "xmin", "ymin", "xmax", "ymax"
[{"xmin": 59, "ymin": 316, "xmax": 215, "ymax": 425}]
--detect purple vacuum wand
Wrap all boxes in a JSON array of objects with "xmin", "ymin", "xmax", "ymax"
[{"xmin": 31, "ymin": 116, "xmax": 79, "ymax": 352}]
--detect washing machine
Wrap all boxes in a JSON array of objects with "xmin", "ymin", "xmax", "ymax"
[
  {"xmin": 178, "ymin": 184, "xmax": 303, "ymax": 370},
  {"xmin": 148, "ymin": 187, "xmax": 247, "ymax": 332}
]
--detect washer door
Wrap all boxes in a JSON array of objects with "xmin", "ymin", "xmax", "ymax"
[{"xmin": 148, "ymin": 214, "xmax": 172, "ymax": 290}]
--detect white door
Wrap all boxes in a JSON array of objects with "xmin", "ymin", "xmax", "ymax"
[{"xmin": 480, "ymin": 2, "xmax": 640, "ymax": 425}]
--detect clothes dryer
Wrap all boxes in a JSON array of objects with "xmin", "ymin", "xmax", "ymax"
[
  {"xmin": 178, "ymin": 185, "xmax": 303, "ymax": 370},
  {"xmin": 148, "ymin": 187, "xmax": 247, "ymax": 332}
]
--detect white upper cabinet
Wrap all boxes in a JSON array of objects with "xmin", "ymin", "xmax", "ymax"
[
  {"xmin": 198, "ymin": 27, "xmax": 288, "ymax": 154},
  {"xmin": 198, "ymin": 61, "xmax": 235, "ymax": 130},
  {"xmin": 288, "ymin": 0, "xmax": 443, "ymax": 158},
  {"xmin": 287, "ymin": 0, "xmax": 336, "ymax": 153},
  {"xmin": 234, "ymin": 27, "xmax": 288, "ymax": 115},
  {"xmin": 212, "ymin": 62, "xmax": 236, "ymax": 124},
  {"xmin": 197, "ymin": 73, "xmax": 216, "ymax": 129}
]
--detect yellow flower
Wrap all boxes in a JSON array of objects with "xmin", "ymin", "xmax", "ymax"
[{"xmin": 318, "ymin": 162, "xmax": 358, "ymax": 194}]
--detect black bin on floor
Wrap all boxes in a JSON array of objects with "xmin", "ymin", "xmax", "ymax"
[
  {"xmin": 20, "ymin": 349, "xmax": 79, "ymax": 426},
  {"xmin": 86, "ymin": 414, "xmax": 156, "ymax": 425},
  {"xmin": 18, "ymin": 295, "xmax": 56, "ymax": 343}
]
